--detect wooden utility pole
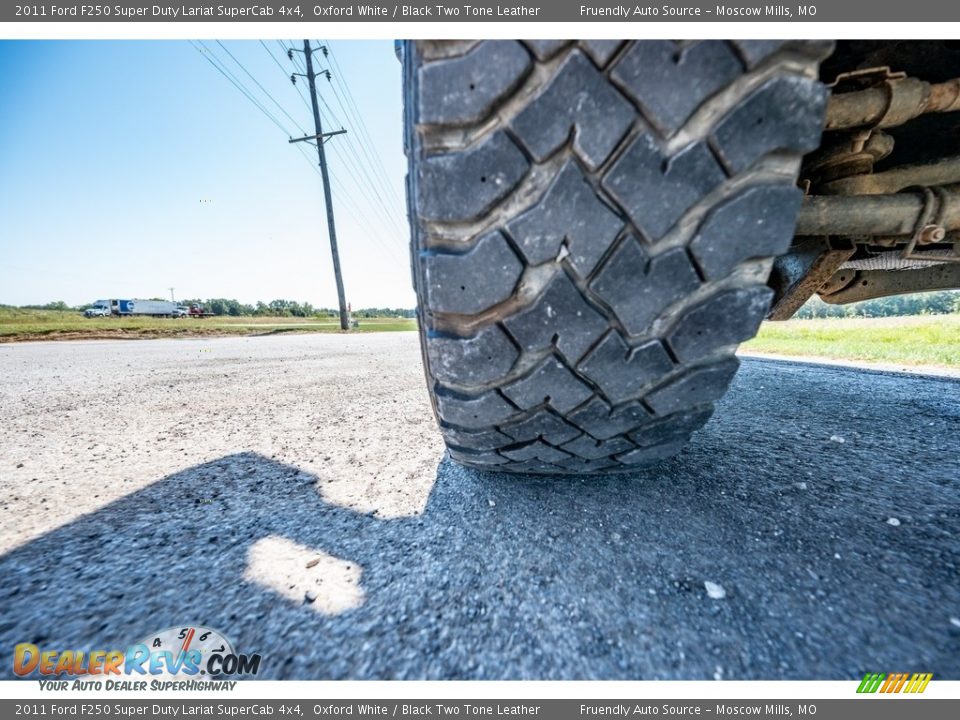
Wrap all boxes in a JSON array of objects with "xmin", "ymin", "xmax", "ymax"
[{"xmin": 289, "ymin": 40, "xmax": 349, "ymax": 330}]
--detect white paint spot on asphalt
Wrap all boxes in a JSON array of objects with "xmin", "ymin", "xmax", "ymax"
[
  {"xmin": 704, "ymin": 581, "xmax": 727, "ymax": 600},
  {"xmin": 887, "ymin": 517, "xmax": 901, "ymax": 527},
  {"xmin": 245, "ymin": 535, "xmax": 364, "ymax": 615}
]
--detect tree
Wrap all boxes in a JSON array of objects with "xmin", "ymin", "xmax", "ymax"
[
  {"xmin": 795, "ymin": 290, "xmax": 960, "ymax": 318},
  {"xmin": 22, "ymin": 298, "xmax": 425, "ymax": 318}
]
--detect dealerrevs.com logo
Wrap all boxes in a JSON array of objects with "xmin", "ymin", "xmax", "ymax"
[{"xmin": 13, "ymin": 625, "xmax": 261, "ymax": 690}]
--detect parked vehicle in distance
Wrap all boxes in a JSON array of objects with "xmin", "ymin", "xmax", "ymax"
[
  {"xmin": 83, "ymin": 301, "xmax": 111, "ymax": 318},
  {"xmin": 179, "ymin": 303, "xmax": 215, "ymax": 318},
  {"xmin": 82, "ymin": 299, "xmax": 180, "ymax": 317}
]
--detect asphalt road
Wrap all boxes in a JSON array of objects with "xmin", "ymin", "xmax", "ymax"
[{"xmin": 1, "ymin": 333, "xmax": 958, "ymax": 680}]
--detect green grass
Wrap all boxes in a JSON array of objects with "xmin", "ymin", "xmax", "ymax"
[
  {"xmin": 744, "ymin": 314, "xmax": 960, "ymax": 368},
  {"xmin": 0, "ymin": 308, "xmax": 416, "ymax": 342},
  {"xmin": 4, "ymin": 308, "xmax": 958, "ymax": 368}
]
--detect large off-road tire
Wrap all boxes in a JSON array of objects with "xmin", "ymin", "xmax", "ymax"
[{"xmin": 404, "ymin": 40, "xmax": 832, "ymax": 474}]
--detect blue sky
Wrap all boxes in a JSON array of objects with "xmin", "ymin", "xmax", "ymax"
[{"xmin": 0, "ymin": 40, "xmax": 413, "ymax": 308}]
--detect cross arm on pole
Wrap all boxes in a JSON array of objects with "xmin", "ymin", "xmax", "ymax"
[{"xmin": 288, "ymin": 129, "xmax": 347, "ymax": 144}]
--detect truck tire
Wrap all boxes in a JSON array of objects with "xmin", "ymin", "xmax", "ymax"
[{"xmin": 404, "ymin": 40, "xmax": 832, "ymax": 474}]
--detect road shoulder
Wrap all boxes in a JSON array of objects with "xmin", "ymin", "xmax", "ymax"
[{"xmin": 739, "ymin": 350, "xmax": 960, "ymax": 379}]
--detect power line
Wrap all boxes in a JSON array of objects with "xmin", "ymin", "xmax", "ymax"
[
  {"xmin": 190, "ymin": 40, "xmax": 408, "ymax": 268},
  {"xmin": 288, "ymin": 40, "xmax": 403, "ymax": 224},
  {"xmin": 293, "ymin": 39, "xmax": 348, "ymax": 330},
  {"xmin": 322, "ymin": 40, "xmax": 406, "ymax": 212},
  {"xmin": 292, "ymin": 142, "xmax": 405, "ymax": 263},
  {"xmin": 189, "ymin": 41, "xmax": 289, "ymax": 136},
  {"xmin": 216, "ymin": 40, "xmax": 311, "ymax": 135},
  {"xmin": 282, "ymin": 41, "xmax": 407, "ymax": 239},
  {"xmin": 191, "ymin": 42, "xmax": 362, "ymax": 231},
  {"xmin": 275, "ymin": 41, "xmax": 408, "ymax": 245},
  {"xmin": 322, "ymin": 75, "xmax": 407, "ymax": 226},
  {"xmin": 263, "ymin": 40, "xmax": 312, "ymax": 115}
]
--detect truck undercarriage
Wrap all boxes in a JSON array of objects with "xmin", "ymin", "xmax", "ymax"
[
  {"xmin": 772, "ymin": 40, "xmax": 960, "ymax": 318},
  {"xmin": 404, "ymin": 39, "xmax": 958, "ymax": 474}
]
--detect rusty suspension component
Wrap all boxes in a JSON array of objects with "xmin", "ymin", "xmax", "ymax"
[
  {"xmin": 796, "ymin": 184, "xmax": 960, "ymax": 237},
  {"xmin": 775, "ymin": 66, "xmax": 960, "ymax": 317},
  {"xmin": 767, "ymin": 238, "xmax": 856, "ymax": 320},
  {"xmin": 819, "ymin": 263, "xmax": 960, "ymax": 304},
  {"xmin": 770, "ymin": 184, "xmax": 960, "ymax": 318},
  {"xmin": 824, "ymin": 72, "xmax": 960, "ymax": 132},
  {"xmin": 821, "ymin": 156, "xmax": 960, "ymax": 196}
]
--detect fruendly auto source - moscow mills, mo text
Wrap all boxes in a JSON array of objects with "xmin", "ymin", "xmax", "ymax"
[
  {"xmin": 580, "ymin": 4, "xmax": 813, "ymax": 17},
  {"xmin": 12, "ymin": 3, "xmax": 817, "ymax": 19}
]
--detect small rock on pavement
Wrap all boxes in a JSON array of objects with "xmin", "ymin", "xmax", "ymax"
[
  {"xmin": 306, "ymin": 557, "xmax": 321, "ymax": 568},
  {"xmin": 704, "ymin": 581, "xmax": 727, "ymax": 600},
  {"xmin": 488, "ymin": 499, "xmax": 496, "ymax": 508},
  {"xmin": 887, "ymin": 517, "xmax": 901, "ymax": 526},
  {"xmin": 830, "ymin": 435, "xmax": 845, "ymax": 444},
  {"xmin": 304, "ymin": 588, "xmax": 318, "ymax": 603}
]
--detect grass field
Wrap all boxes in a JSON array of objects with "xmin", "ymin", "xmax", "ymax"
[
  {"xmin": 744, "ymin": 314, "xmax": 960, "ymax": 368},
  {"xmin": 0, "ymin": 308, "xmax": 416, "ymax": 342},
  {"xmin": 3, "ymin": 309, "xmax": 958, "ymax": 369}
]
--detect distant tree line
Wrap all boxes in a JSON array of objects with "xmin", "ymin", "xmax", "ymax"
[
  {"xmin": 177, "ymin": 299, "xmax": 416, "ymax": 319},
  {"xmin": 17, "ymin": 301, "xmax": 73, "ymax": 311},
  {"xmin": 13, "ymin": 299, "xmax": 416, "ymax": 319},
  {"xmin": 793, "ymin": 290, "xmax": 960, "ymax": 318},
  {"xmin": 14, "ymin": 291, "xmax": 959, "ymax": 319}
]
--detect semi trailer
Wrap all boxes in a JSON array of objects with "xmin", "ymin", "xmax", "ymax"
[{"xmin": 83, "ymin": 299, "xmax": 180, "ymax": 318}]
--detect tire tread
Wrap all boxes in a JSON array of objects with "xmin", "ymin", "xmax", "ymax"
[{"xmin": 406, "ymin": 40, "xmax": 830, "ymax": 474}]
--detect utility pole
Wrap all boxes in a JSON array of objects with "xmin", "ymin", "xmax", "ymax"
[
  {"xmin": 289, "ymin": 40, "xmax": 349, "ymax": 331},
  {"xmin": 169, "ymin": 287, "xmax": 175, "ymax": 302}
]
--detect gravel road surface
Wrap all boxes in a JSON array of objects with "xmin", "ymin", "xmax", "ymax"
[{"xmin": 1, "ymin": 332, "xmax": 958, "ymax": 679}]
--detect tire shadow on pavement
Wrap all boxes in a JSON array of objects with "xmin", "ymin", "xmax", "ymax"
[{"xmin": 1, "ymin": 361, "xmax": 958, "ymax": 680}]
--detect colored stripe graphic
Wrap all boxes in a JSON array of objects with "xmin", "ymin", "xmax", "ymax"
[
  {"xmin": 857, "ymin": 673, "xmax": 885, "ymax": 693},
  {"xmin": 905, "ymin": 673, "xmax": 933, "ymax": 693},
  {"xmin": 857, "ymin": 672, "xmax": 932, "ymax": 693},
  {"xmin": 885, "ymin": 673, "xmax": 908, "ymax": 693},
  {"xmin": 893, "ymin": 673, "xmax": 909, "ymax": 693}
]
